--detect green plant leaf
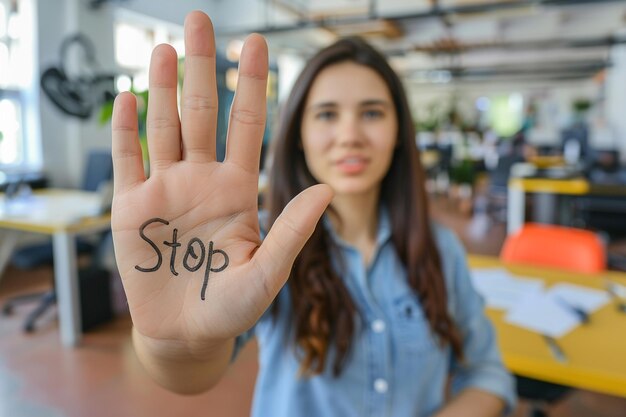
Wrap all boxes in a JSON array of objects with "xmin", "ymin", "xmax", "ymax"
[{"xmin": 99, "ymin": 100, "xmax": 114, "ymax": 125}]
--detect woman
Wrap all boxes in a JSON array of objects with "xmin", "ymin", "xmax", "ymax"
[{"xmin": 110, "ymin": 10, "xmax": 515, "ymax": 417}]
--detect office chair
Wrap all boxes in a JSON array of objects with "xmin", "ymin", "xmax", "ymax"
[
  {"xmin": 501, "ymin": 223, "xmax": 606, "ymax": 417},
  {"xmin": 1, "ymin": 150, "xmax": 113, "ymax": 332},
  {"xmin": 501, "ymin": 223, "xmax": 605, "ymax": 273},
  {"xmin": 485, "ymin": 137, "xmax": 526, "ymax": 224}
]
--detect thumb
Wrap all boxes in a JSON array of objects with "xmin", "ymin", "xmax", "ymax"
[{"xmin": 251, "ymin": 184, "xmax": 333, "ymax": 300}]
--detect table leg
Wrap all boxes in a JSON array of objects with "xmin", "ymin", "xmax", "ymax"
[
  {"xmin": 52, "ymin": 232, "xmax": 82, "ymax": 347},
  {"xmin": 533, "ymin": 193, "xmax": 557, "ymax": 225},
  {"xmin": 0, "ymin": 230, "xmax": 20, "ymax": 284},
  {"xmin": 507, "ymin": 183, "xmax": 525, "ymax": 235}
]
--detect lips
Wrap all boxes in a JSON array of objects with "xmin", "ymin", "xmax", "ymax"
[{"xmin": 335, "ymin": 155, "xmax": 369, "ymax": 174}]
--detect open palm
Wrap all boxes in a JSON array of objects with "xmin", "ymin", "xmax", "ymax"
[{"xmin": 111, "ymin": 11, "xmax": 331, "ymax": 349}]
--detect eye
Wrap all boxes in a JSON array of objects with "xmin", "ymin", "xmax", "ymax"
[
  {"xmin": 363, "ymin": 109, "xmax": 384, "ymax": 120},
  {"xmin": 315, "ymin": 110, "xmax": 337, "ymax": 121}
]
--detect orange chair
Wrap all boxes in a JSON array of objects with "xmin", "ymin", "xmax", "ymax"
[
  {"xmin": 501, "ymin": 223, "xmax": 606, "ymax": 274},
  {"xmin": 500, "ymin": 223, "xmax": 606, "ymax": 417}
]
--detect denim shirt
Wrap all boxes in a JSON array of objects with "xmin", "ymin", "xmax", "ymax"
[{"xmin": 232, "ymin": 210, "xmax": 516, "ymax": 417}]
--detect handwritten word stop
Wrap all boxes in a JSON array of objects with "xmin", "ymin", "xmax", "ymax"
[{"xmin": 134, "ymin": 218, "xmax": 229, "ymax": 300}]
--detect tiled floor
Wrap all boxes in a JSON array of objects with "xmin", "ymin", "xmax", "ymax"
[{"xmin": 1, "ymin": 196, "xmax": 625, "ymax": 417}]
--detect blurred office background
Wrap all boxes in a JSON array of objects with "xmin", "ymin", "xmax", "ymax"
[{"xmin": 1, "ymin": 0, "xmax": 626, "ymax": 416}]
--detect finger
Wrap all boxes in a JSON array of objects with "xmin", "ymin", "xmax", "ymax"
[
  {"xmin": 224, "ymin": 34, "xmax": 268, "ymax": 174},
  {"xmin": 147, "ymin": 44, "xmax": 182, "ymax": 172},
  {"xmin": 112, "ymin": 92, "xmax": 145, "ymax": 193},
  {"xmin": 251, "ymin": 184, "xmax": 333, "ymax": 300},
  {"xmin": 181, "ymin": 11, "xmax": 218, "ymax": 162}
]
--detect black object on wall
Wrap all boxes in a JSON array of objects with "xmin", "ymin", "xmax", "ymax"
[{"xmin": 40, "ymin": 33, "xmax": 119, "ymax": 119}]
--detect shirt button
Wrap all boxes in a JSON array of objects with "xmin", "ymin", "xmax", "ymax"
[
  {"xmin": 371, "ymin": 319, "xmax": 386, "ymax": 333},
  {"xmin": 374, "ymin": 378, "xmax": 388, "ymax": 394}
]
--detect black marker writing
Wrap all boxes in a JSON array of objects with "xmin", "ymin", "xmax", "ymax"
[
  {"xmin": 135, "ymin": 218, "xmax": 169, "ymax": 272},
  {"xmin": 201, "ymin": 241, "xmax": 229, "ymax": 301},
  {"xmin": 134, "ymin": 217, "xmax": 230, "ymax": 300},
  {"xmin": 183, "ymin": 237, "xmax": 205, "ymax": 272},
  {"xmin": 163, "ymin": 228, "xmax": 181, "ymax": 276}
]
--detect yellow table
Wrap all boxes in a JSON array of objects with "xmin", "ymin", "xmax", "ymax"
[
  {"xmin": 506, "ymin": 177, "xmax": 626, "ymax": 234},
  {"xmin": 528, "ymin": 155, "xmax": 566, "ymax": 169},
  {"xmin": 506, "ymin": 177, "xmax": 589, "ymax": 234},
  {"xmin": 469, "ymin": 255, "xmax": 626, "ymax": 398},
  {"xmin": 420, "ymin": 149, "xmax": 440, "ymax": 171},
  {"xmin": 0, "ymin": 189, "xmax": 111, "ymax": 347}
]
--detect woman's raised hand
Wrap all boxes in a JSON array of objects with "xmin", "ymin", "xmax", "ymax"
[{"xmin": 111, "ymin": 11, "xmax": 331, "ymax": 351}]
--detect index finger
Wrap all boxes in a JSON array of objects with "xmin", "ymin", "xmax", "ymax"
[{"xmin": 112, "ymin": 92, "xmax": 146, "ymax": 194}]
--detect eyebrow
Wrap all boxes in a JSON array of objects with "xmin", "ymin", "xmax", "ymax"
[
  {"xmin": 308, "ymin": 99, "xmax": 392, "ymax": 111},
  {"xmin": 360, "ymin": 99, "xmax": 391, "ymax": 107}
]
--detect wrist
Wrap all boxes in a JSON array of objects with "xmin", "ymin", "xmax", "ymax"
[
  {"xmin": 132, "ymin": 326, "xmax": 235, "ymax": 394},
  {"xmin": 132, "ymin": 326, "xmax": 233, "ymax": 363}
]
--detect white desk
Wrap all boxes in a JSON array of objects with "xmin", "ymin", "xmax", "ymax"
[{"xmin": 0, "ymin": 189, "xmax": 111, "ymax": 346}]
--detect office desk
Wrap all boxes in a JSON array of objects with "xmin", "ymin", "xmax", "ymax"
[
  {"xmin": 507, "ymin": 177, "xmax": 588, "ymax": 234},
  {"xmin": 527, "ymin": 155, "xmax": 565, "ymax": 169},
  {"xmin": 0, "ymin": 189, "xmax": 111, "ymax": 347},
  {"xmin": 420, "ymin": 149, "xmax": 440, "ymax": 171},
  {"xmin": 506, "ymin": 177, "xmax": 626, "ymax": 234},
  {"xmin": 468, "ymin": 255, "xmax": 626, "ymax": 398}
]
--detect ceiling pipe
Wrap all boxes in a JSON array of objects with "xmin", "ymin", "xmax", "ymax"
[
  {"xmin": 408, "ymin": 59, "xmax": 609, "ymax": 74},
  {"xmin": 385, "ymin": 36, "xmax": 626, "ymax": 56},
  {"xmin": 435, "ymin": 73, "xmax": 603, "ymax": 83},
  {"xmin": 448, "ymin": 62, "xmax": 609, "ymax": 77}
]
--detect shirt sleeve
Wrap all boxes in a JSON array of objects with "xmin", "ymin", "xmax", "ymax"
[{"xmin": 444, "ymin": 228, "xmax": 517, "ymax": 415}]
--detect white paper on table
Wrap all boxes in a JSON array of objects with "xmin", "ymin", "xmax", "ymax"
[
  {"xmin": 505, "ymin": 292, "xmax": 581, "ymax": 338},
  {"xmin": 546, "ymin": 283, "xmax": 610, "ymax": 313},
  {"xmin": 470, "ymin": 268, "xmax": 545, "ymax": 310}
]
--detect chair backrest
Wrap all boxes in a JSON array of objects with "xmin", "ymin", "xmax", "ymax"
[
  {"xmin": 500, "ymin": 223, "xmax": 605, "ymax": 273},
  {"xmin": 82, "ymin": 150, "xmax": 113, "ymax": 192}
]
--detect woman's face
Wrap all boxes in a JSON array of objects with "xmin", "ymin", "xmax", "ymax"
[{"xmin": 300, "ymin": 61, "xmax": 398, "ymax": 197}]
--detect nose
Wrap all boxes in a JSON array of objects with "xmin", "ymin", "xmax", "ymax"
[{"xmin": 336, "ymin": 113, "xmax": 364, "ymax": 147}]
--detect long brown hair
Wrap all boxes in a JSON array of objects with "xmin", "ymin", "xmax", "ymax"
[{"xmin": 267, "ymin": 37, "xmax": 462, "ymax": 377}]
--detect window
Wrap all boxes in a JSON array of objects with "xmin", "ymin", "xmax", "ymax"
[
  {"xmin": 0, "ymin": 97, "xmax": 23, "ymax": 164},
  {"xmin": 0, "ymin": 0, "xmax": 34, "ymax": 167},
  {"xmin": 114, "ymin": 15, "xmax": 184, "ymax": 94},
  {"xmin": 489, "ymin": 93, "xmax": 524, "ymax": 137}
]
